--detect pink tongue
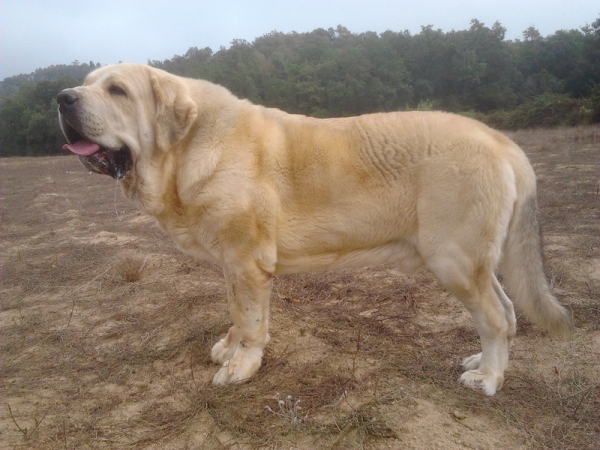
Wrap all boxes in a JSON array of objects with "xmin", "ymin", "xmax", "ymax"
[{"xmin": 62, "ymin": 140, "xmax": 100, "ymax": 156}]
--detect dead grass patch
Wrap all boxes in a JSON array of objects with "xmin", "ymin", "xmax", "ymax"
[{"xmin": 110, "ymin": 255, "xmax": 148, "ymax": 283}]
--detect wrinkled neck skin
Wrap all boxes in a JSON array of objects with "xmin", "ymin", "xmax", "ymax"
[{"xmin": 119, "ymin": 143, "xmax": 177, "ymax": 217}]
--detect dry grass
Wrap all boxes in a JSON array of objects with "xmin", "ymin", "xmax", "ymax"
[
  {"xmin": 1, "ymin": 125, "xmax": 598, "ymax": 449},
  {"xmin": 111, "ymin": 256, "xmax": 148, "ymax": 283}
]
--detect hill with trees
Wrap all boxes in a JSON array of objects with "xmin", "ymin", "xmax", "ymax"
[{"xmin": 1, "ymin": 19, "xmax": 598, "ymax": 157}]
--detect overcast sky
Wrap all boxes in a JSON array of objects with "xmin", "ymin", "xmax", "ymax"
[{"xmin": 1, "ymin": 0, "xmax": 598, "ymax": 80}]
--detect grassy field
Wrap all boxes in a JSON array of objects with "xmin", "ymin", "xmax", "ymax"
[{"xmin": 1, "ymin": 126, "xmax": 598, "ymax": 449}]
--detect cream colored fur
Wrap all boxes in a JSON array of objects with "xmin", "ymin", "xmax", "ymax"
[{"xmin": 66, "ymin": 64, "xmax": 572, "ymax": 395}]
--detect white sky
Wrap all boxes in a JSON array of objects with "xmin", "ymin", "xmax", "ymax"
[{"xmin": 1, "ymin": 0, "xmax": 598, "ymax": 80}]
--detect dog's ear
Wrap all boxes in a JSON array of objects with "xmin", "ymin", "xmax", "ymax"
[{"xmin": 150, "ymin": 71, "xmax": 198, "ymax": 151}]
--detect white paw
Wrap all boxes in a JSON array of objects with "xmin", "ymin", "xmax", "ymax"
[
  {"xmin": 212, "ymin": 347, "xmax": 263, "ymax": 385},
  {"xmin": 461, "ymin": 353, "xmax": 482, "ymax": 370},
  {"xmin": 460, "ymin": 370, "xmax": 503, "ymax": 396},
  {"xmin": 211, "ymin": 338, "xmax": 237, "ymax": 365}
]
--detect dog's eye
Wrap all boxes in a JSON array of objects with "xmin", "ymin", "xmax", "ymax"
[{"xmin": 109, "ymin": 85, "xmax": 128, "ymax": 97}]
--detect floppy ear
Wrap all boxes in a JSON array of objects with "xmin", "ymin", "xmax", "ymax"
[{"xmin": 150, "ymin": 71, "xmax": 198, "ymax": 151}]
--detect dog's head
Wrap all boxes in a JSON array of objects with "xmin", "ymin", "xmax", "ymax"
[{"xmin": 58, "ymin": 64, "xmax": 198, "ymax": 181}]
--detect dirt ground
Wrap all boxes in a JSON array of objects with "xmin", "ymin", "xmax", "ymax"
[{"xmin": 1, "ymin": 126, "xmax": 598, "ymax": 449}]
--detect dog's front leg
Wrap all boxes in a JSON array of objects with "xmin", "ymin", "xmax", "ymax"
[{"xmin": 212, "ymin": 255, "xmax": 273, "ymax": 385}]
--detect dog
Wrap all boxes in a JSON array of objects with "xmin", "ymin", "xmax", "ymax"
[{"xmin": 58, "ymin": 63, "xmax": 571, "ymax": 395}]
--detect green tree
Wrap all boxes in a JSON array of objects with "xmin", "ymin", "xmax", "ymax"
[
  {"xmin": 3, "ymin": 20, "xmax": 599, "ymax": 157},
  {"xmin": 0, "ymin": 76, "xmax": 79, "ymax": 156}
]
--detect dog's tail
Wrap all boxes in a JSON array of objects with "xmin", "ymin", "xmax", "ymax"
[{"xmin": 502, "ymin": 191, "xmax": 573, "ymax": 337}]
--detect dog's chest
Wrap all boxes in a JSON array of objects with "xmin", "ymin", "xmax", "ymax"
[{"xmin": 153, "ymin": 212, "xmax": 221, "ymax": 264}]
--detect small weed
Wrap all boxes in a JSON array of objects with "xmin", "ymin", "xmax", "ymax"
[{"xmin": 265, "ymin": 394, "xmax": 308, "ymax": 428}]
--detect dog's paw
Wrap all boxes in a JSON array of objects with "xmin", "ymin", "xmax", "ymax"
[
  {"xmin": 212, "ymin": 361, "xmax": 237, "ymax": 385},
  {"xmin": 461, "ymin": 353, "xmax": 482, "ymax": 370},
  {"xmin": 211, "ymin": 338, "xmax": 236, "ymax": 365},
  {"xmin": 460, "ymin": 369, "xmax": 503, "ymax": 396},
  {"xmin": 212, "ymin": 347, "xmax": 263, "ymax": 385}
]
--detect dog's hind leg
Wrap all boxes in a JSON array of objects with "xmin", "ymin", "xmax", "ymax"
[
  {"xmin": 416, "ymin": 180, "xmax": 513, "ymax": 394},
  {"xmin": 414, "ymin": 145, "xmax": 517, "ymax": 394},
  {"xmin": 492, "ymin": 275, "xmax": 517, "ymax": 348},
  {"xmin": 461, "ymin": 275, "xmax": 517, "ymax": 372},
  {"xmin": 426, "ymin": 253, "xmax": 510, "ymax": 395}
]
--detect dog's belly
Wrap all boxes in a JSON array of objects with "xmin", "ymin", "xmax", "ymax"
[{"xmin": 274, "ymin": 240, "xmax": 424, "ymax": 275}]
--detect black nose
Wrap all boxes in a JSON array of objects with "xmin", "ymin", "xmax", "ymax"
[{"xmin": 57, "ymin": 89, "xmax": 79, "ymax": 112}]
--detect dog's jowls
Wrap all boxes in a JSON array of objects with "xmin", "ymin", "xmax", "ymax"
[{"xmin": 58, "ymin": 64, "xmax": 572, "ymax": 395}]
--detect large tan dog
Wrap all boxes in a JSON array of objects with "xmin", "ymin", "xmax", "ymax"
[{"xmin": 58, "ymin": 63, "xmax": 571, "ymax": 395}]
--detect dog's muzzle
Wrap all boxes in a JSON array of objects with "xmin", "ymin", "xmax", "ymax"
[{"xmin": 57, "ymin": 89, "xmax": 133, "ymax": 180}]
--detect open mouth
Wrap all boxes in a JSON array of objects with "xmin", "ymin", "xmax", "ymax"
[{"xmin": 60, "ymin": 119, "xmax": 132, "ymax": 180}]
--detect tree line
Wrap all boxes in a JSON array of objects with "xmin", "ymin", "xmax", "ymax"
[
  {"xmin": 1, "ymin": 19, "xmax": 598, "ymax": 157},
  {"xmin": 0, "ymin": 62, "xmax": 102, "ymax": 157}
]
